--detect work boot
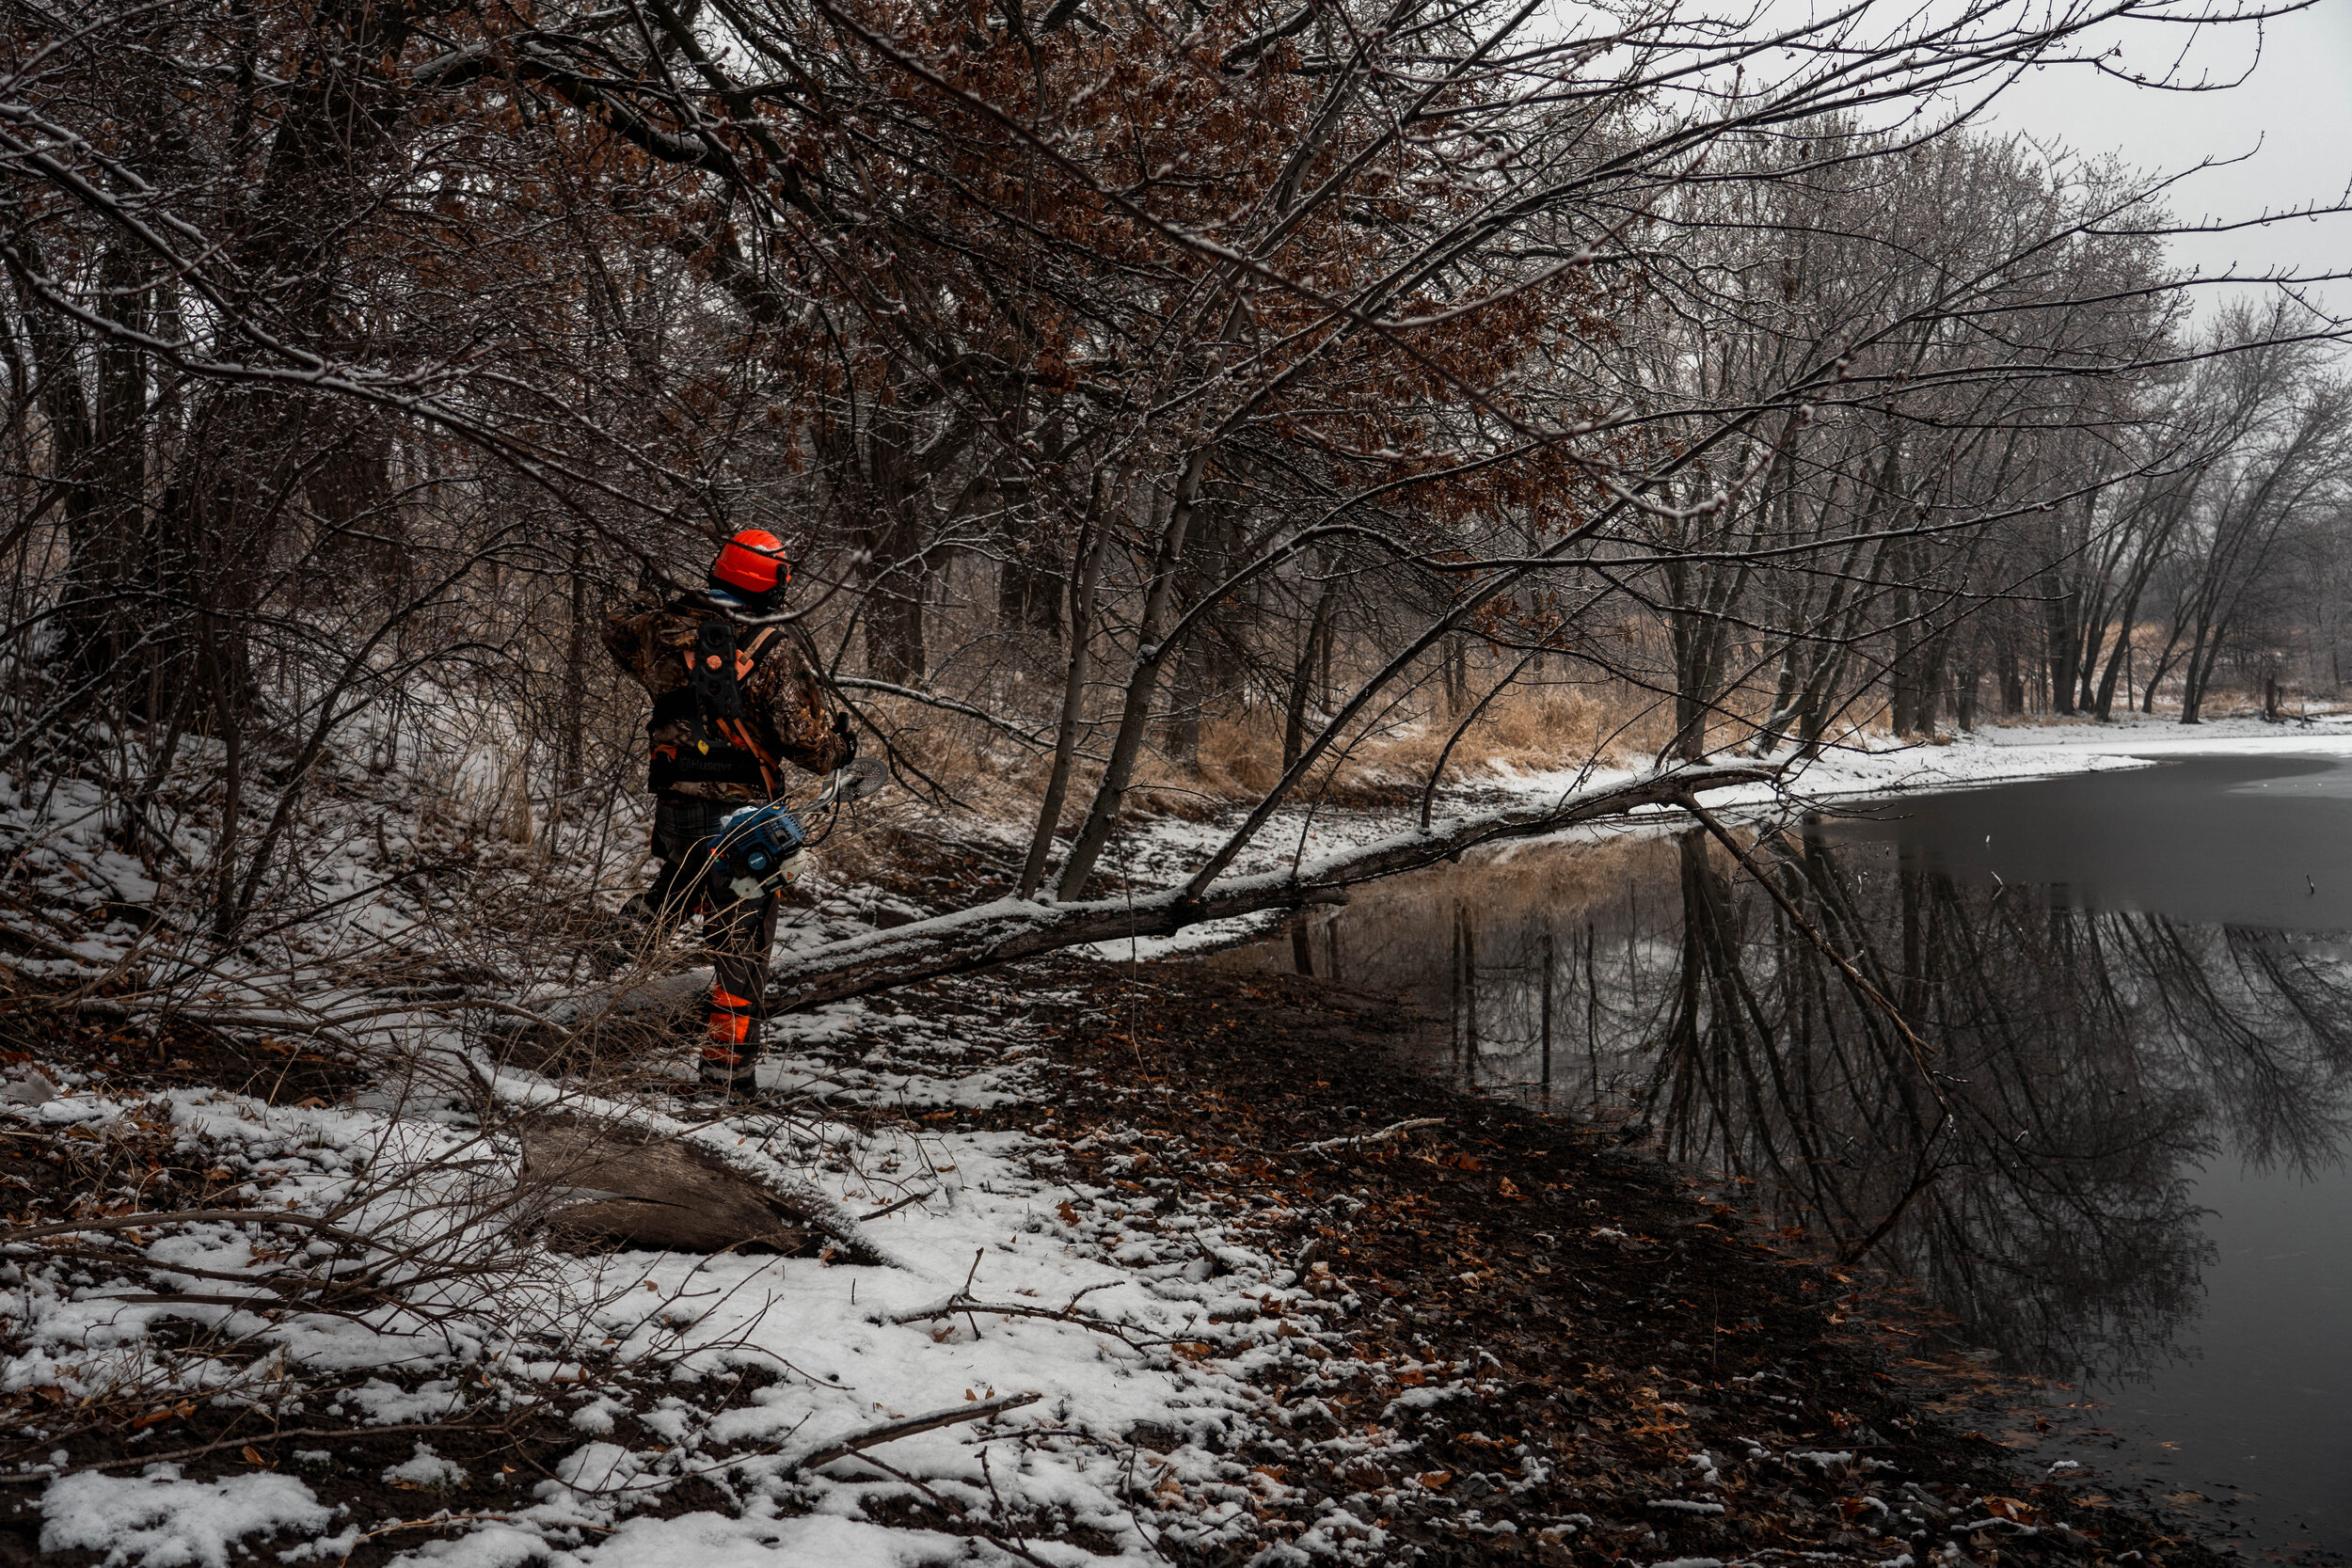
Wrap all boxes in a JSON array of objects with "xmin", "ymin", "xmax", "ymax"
[{"xmin": 698, "ymin": 1056, "xmax": 762, "ymax": 1099}]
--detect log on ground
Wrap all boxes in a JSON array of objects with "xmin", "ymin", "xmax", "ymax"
[{"xmin": 521, "ymin": 1117, "xmax": 818, "ymax": 1255}]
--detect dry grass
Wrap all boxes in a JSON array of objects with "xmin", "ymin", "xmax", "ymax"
[
  {"xmin": 1124, "ymin": 686, "xmax": 1669, "ymax": 817},
  {"xmin": 831, "ymin": 667, "xmax": 1991, "ymax": 869},
  {"xmin": 1194, "ymin": 711, "xmax": 1290, "ymax": 799},
  {"xmin": 850, "ymin": 678, "xmax": 1697, "ymax": 837},
  {"xmin": 1344, "ymin": 683, "xmax": 1675, "ymax": 788}
]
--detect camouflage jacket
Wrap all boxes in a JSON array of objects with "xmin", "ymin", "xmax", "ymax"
[{"xmin": 602, "ymin": 594, "xmax": 848, "ymax": 801}]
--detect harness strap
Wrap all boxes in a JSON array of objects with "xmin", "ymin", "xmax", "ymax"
[
  {"xmin": 713, "ymin": 716, "xmax": 778, "ymax": 797},
  {"xmin": 650, "ymin": 621, "xmax": 787, "ymax": 795},
  {"xmin": 675, "ymin": 626, "xmax": 782, "ymax": 703}
]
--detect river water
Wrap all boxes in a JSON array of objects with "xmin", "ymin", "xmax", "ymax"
[{"xmin": 1219, "ymin": 753, "xmax": 2352, "ymax": 1559}]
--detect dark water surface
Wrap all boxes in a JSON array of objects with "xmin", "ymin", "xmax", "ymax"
[{"xmin": 1221, "ymin": 753, "xmax": 2352, "ymax": 1559}]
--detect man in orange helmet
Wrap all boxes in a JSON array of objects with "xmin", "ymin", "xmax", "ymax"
[{"xmin": 603, "ymin": 528, "xmax": 854, "ymax": 1094}]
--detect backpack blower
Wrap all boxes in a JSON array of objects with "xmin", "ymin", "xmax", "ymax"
[{"xmin": 707, "ymin": 758, "xmax": 889, "ymax": 903}]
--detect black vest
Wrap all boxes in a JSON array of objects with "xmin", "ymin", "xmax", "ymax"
[{"xmin": 646, "ymin": 606, "xmax": 782, "ymax": 795}]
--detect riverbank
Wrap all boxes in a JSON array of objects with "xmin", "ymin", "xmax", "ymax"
[
  {"xmin": 3, "ymin": 717, "xmax": 2320, "ymax": 1565},
  {"xmin": 1504, "ymin": 709, "xmax": 2352, "ymax": 815},
  {"xmin": 1075, "ymin": 712, "xmax": 2352, "ymax": 964},
  {"xmin": 959, "ymin": 953, "xmax": 2239, "ymax": 1568},
  {"xmin": 2, "ymin": 907, "xmax": 2243, "ymax": 1568}
]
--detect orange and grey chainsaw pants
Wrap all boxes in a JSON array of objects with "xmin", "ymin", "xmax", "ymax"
[
  {"xmin": 644, "ymin": 796, "xmax": 780, "ymax": 1082},
  {"xmin": 700, "ymin": 888, "xmax": 779, "ymax": 1077}
]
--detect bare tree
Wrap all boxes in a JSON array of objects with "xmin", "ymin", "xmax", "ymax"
[{"xmin": 0, "ymin": 0, "xmax": 2345, "ymax": 1020}]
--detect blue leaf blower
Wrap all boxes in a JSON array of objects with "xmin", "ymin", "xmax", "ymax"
[{"xmin": 710, "ymin": 802, "xmax": 808, "ymax": 902}]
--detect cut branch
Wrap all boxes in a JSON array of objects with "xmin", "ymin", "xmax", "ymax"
[
  {"xmin": 1296, "ymin": 1117, "xmax": 1443, "ymax": 1154},
  {"xmin": 792, "ymin": 1391, "xmax": 1043, "ymax": 1473}
]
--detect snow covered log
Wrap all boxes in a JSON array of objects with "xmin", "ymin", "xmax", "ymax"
[{"xmin": 766, "ymin": 762, "xmax": 1775, "ymax": 1011}]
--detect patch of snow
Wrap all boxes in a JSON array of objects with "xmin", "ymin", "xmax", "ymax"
[
  {"xmin": 565, "ymin": 1509, "xmax": 967, "ymax": 1567},
  {"xmin": 39, "ymin": 1466, "xmax": 330, "ymax": 1568},
  {"xmin": 383, "ymin": 1442, "xmax": 468, "ymax": 1490}
]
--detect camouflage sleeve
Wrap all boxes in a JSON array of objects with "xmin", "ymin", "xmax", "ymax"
[
  {"xmin": 755, "ymin": 637, "xmax": 850, "ymax": 780},
  {"xmin": 600, "ymin": 596, "xmax": 668, "ymax": 693}
]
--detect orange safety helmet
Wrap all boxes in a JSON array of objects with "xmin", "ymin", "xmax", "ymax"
[{"xmin": 711, "ymin": 529, "xmax": 791, "ymax": 595}]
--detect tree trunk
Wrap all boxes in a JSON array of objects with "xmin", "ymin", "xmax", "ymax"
[
  {"xmin": 2042, "ymin": 573, "xmax": 2078, "ymax": 717},
  {"xmin": 202, "ymin": 613, "xmax": 246, "ymax": 940},
  {"xmin": 1913, "ymin": 629, "xmax": 1949, "ymax": 736},
  {"xmin": 859, "ymin": 505, "xmax": 930, "ymax": 686},
  {"xmin": 2179, "ymin": 626, "xmax": 2214, "ymax": 723},
  {"xmin": 1282, "ymin": 580, "xmax": 1338, "ymax": 772},
  {"xmin": 307, "ymin": 417, "xmax": 397, "ymax": 579},
  {"xmin": 644, "ymin": 764, "xmax": 1783, "ymax": 1017},
  {"xmin": 1053, "ymin": 449, "xmax": 1211, "ymax": 900},
  {"xmin": 1019, "ymin": 499, "xmax": 1115, "ymax": 898},
  {"xmin": 561, "ymin": 531, "xmax": 591, "ymax": 799},
  {"xmin": 997, "ymin": 522, "xmax": 1065, "ymax": 641},
  {"xmin": 1888, "ymin": 568, "xmax": 1918, "ymax": 736},
  {"xmin": 1752, "ymin": 644, "xmax": 1802, "ymax": 754},
  {"xmin": 1163, "ymin": 632, "xmax": 1205, "ymax": 772}
]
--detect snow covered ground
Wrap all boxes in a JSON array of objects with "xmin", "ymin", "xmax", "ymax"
[
  {"xmin": 9, "ymin": 711, "xmax": 2347, "ymax": 1565},
  {"xmin": 1490, "ymin": 709, "xmax": 2352, "ymax": 814},
  {"xmin": 3, "ymin": 984, "xmax": 1373, "ymax": 1566},
  {"xmin": 0, "ymin": 751, "xmax": 1335, "ymax": 1562}
]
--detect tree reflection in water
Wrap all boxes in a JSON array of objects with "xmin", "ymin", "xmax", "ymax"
[{"xmin": 1221, "ymin": 827, "xmax": 2352, "ymax": 1382}]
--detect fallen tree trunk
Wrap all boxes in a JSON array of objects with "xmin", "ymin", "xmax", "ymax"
[
  {"xmin": 766, "ymin": 762, "xmax": 1775, "ymax": 1011},
  {"xmin": 532, "ymin": 764, "xmax": 1774, "ymax": 1034},
  {"xmin": 522, "ymin": 1117, "xmax": 819, "ymax": 1255}
]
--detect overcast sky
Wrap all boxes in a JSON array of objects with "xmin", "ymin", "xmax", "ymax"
[{"xmin": 1979, "ymin": 1, "xmax": 2352, "ymax": 325}]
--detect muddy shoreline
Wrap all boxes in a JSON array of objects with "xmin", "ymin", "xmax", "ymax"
[{"xmin": 966, "ymin": 951, "xmax": 2242, "ymax": 1568}]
